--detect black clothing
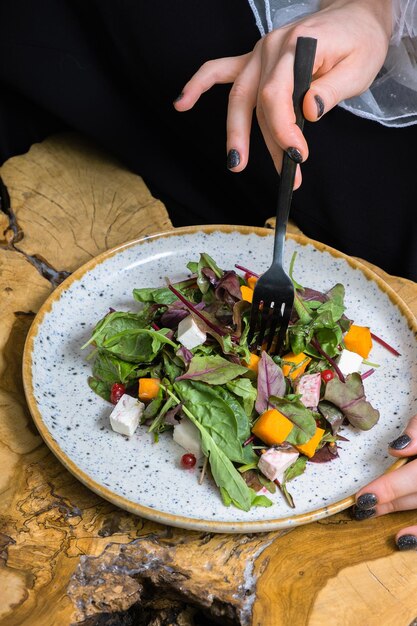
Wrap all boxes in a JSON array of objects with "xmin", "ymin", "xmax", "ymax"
[{"xmin": 0, "ymin": 0, "xmax": 416, "ymax": 279}]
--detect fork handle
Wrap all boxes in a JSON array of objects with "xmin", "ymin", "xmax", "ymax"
[{"xmin": 272, "ymin": 36, "xmax": 317, "ymax": 266}]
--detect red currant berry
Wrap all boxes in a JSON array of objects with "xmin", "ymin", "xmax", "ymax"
[
  {"xmin": 321, "ymin": 369, "xmax": 335, "ymax": 383},
  {"xmin": 110, "ymin": 382, "xmax": 126, "ymax": 404},
  {"xmin": 181, "ymin": 453, "xmax": 196, "ymax": 468}
]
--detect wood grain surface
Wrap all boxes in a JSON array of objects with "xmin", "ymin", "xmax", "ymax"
[{"xmin": 1, "ymin": 133, "xmax": 416, "ymax": 626}]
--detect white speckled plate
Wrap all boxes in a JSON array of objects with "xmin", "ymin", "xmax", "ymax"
[{"xmin": 23, "ymin": 226, "xmax": 417, "ymax": 533}]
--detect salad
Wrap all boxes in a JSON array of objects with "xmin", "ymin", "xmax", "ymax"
[{"xmin": 82, "ymin": 252, "xmax": 388, "ymax": 512}]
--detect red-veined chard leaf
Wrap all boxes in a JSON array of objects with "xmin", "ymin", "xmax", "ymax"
[
  {"xmin": 176, "ymin": 354, "xmax": 248, "ymax": 385},
  {"xmin": 255, "ymin": 351, "xmax": 286, "ymax": 414},
  {"xmin": 323, "ymin": 372, "xmax": 380, "ymax": 430}
]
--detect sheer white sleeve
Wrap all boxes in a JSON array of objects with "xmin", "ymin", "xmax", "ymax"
[{"xmin": 247, "ymin": 0, "xmax": 417, "ymax": 127}]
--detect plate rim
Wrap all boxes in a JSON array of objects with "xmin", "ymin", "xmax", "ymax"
[{"xmin": 22, "ymin": 224, "xmax": 414, "ymax": 533}]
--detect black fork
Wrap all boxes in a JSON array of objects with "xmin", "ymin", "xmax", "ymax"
[{"xmin": 247, "ymin": 36, "xmax": 317, "ymax": 354}]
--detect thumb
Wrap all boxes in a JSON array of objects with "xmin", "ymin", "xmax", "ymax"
[
  {"xmin": 302, "ymin": 59, "xmax": 370, "ymax": 122},
  {"xmin": 388, "ymin": 414, "xmax": 417, "ymax": 457}
]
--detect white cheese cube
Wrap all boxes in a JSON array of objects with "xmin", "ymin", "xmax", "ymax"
[
  {"xmin": 258, "ymin": 448, "xmax": 299, "ymax": 484},
  {"xmin": 296, "ymin": 373, "xmax": 321, "ymax": 409},
  {"xmin": 173, "ymin": 418, "xmax": 203, "ymax": 459},
  {"xmin": 337, "ymin": 349, "xmax": 363, "ymax": 376},
  {"xmin": 177, "ymin": 315, "xmax": 206, "ymax": 350},
  {"xmin": 109, "ymin": 394, "xmax": 144, "ymax": 437}
]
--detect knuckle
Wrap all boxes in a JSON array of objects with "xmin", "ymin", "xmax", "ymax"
[
  {"xmin": 228, "ymin": 82, "xmax": 250, "ymax": 102},
  {"xmin": 200, "ymin": 59, "xmax": 215, "ymax": 73},
  {"xmin": 382, "ymin": 480, "xmax": 402, "ymax": 505},
  {"xmin": 258, "ymin": 83, "xmax": 276, "ymax": 108},
  {"xmin": 287, "ymin": 25, "xmax": 314, "ymax": 47},
  {"xmin": 381, "ymin": 499, "xmax": 398, "ymax": 515},
  {"xmin": 199, "ymin": 59, "xmax": 221, "ymax": 82}
]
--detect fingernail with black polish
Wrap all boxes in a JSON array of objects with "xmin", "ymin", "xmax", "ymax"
[
  {"xmin": 397, "ymin": 534, "xmax": 417, "ymax": 551},
  {"xmin": 352, "ymin": 506, "xmax": 376, "ymax": 521},
  {"xmin": 173, "ymin": 92, "xmax": 184, "ymax": 103},
  {"xmin": 389, "ymin": 434, "xmax": 412, "ymax": 450},
  {"xmin": 286, "ymin": 147, "xmax": 303, "ymax": 163},
  {"xmin": 314, "ymin": 94, "xmax": 325, "ymax": 119},
  {"xmin": 356, "ymin": 493, "xmax": 378, "ymax": 510},
  {"xmin": 227, "ymin": 149, "xmax": 240, "ymax": 169}
]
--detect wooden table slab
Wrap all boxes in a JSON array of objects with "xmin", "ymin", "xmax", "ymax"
[{"xmin": 1, "ymin": 133, "xmax": 416, "ymax": 626}]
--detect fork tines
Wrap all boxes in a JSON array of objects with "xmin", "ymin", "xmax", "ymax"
[{"xmin": 247, "ymin": 285, "xmax": 294, "ymax": 355}]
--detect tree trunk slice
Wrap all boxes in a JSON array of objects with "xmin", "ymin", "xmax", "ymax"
[
  {"xmin": 1, "ymin": 134, "xmax": 416, "ymax": 626},
  {"xmin": 0, "ymin": 132, "xmax": 171, "ymax": 274}
]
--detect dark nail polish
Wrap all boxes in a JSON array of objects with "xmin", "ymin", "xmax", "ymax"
[
  {"xmin": 356, "ymin": 493, "xmax": 378, "ymax": 510},
  {"xmin": 352, "ymin": 506, "xmax": 376, "ymax": 521},
  {"xmin": 397, "ymin": 534, "xmax": 417, "ymax": 551},
  {"xmin": 286, "ymin": 147, "xmax": 303, "ymax": 163},
  {"xmin": 173, "ymin": 92, "xmax": 184, "ymax": 103},
  {"xmin": 314, "ymin": 94, "xmax": 325, "ymax": 119},
  {"xmin": 389, "ymin": 434, "xmax": 411, "ymax": 450},
  {"xmin": 227, "ymin": 149, "xmax": 240, "ymax": 169}
]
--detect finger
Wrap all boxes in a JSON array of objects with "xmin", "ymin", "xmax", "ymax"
[
  {"xmin": 173, "ymin": 55, "xmax": 250, "ymax": 111},
  {"xmin": 387, "ymin": 414, "xmax": 417, "ymax": 456},
  {"xmin": 303, "ymin": 57, "xmax": 373, "ymax": 122},
  {"xmin": 258, "ymin": 47, "xmax": 309, "ymax": 162},
  {"xmin": 257, "ymin": 109, "xmax": 303, "ymax": 188},
  {"xmin": 225, "ymin": 47, "xmax": 261, "ymax": 171},
  {"xmin": 396, "ymin": 526, "xmax": 417, "ymax": 551},
  {"xmin": 373, "ymin": 492, "xmax": 417, "ymax": 516},
  {"xmin": 355, "ymin": 458, "xmax": 417, "ymax": 511}
]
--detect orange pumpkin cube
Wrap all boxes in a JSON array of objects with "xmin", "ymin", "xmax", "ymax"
[
  {"xmin": 138, "ymin": 377, "xmax": 161, "ymax": 402},
  {"xmin": 343, "ymin": 324, "xmax": 372, "ymax": 358},
  {"xmin": 252, "ymin": 408, "xmax": 293, "ymax": 446},
  {"xmin": 240, "ymin": 285, "xmax": 253, "ymax": 303},
  {"xmin": 296, "ymin": 427, "xmax": 325, "ymax": 458}
]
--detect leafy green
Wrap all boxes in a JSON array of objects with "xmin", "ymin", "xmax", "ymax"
[
  {"xmin": 226, "ymin": 377, "xmax": 257, "ymax": 417},
  {"xmin": 283, "ymin": 455, "xmax": 308, "ymax": 483},
  {"xmin": 82, "ymin": 311, "xmax": 178, "ymax": 363},
  {"xmin": 148, "ymin": 394, "xmax": 176, "ymax": 434},
  {"xmin": 92, "ymin": 350, "xmax": 138, "ymax": 384},
  {"xmin": 88, "ymin": 377, "xmax": 111, "ymax": 402},
  {"xmin": 187, "ymin": 252, "xmax": 223, "ymax": 295},
  {"xmin": 289, "ymin": 251, "xmax": 304, "ymax": 291},
  {"xmin": 323, "ymin": 373, "xmax": 380, "ymax": 430},
  {"xmin": 213, "ymin": 384, "xmax": 253, "ymax": 442},
  {"xmin": 133, "ymin": 276, "xmax": 198, "ymax": 306},
  {"xmin": 318, "ymin": 400, "xmax": 345, "ymax": 435},
  {"xmin": 288, "ymin": 283, "xmax": 346, "ymax": 358},
  {"xmin": 174, "ymin": 380, "xmax": 252, "ymax": 463},
  {"xmin": 133, "ymin": 286, "xmax": 177, "ymax": 305},
  {"xmin": 176, "ymin": 354, "xmax": 248, "ymax": 385},
  {"xmin": 255, "ymin": 351, "xmax": 286, "ymax": 414},
  {"xmin": 142, "ymin": 388, "xmax": 165, "ymax": 423},
  {"xmin": 162, "ymin": 350, "xmax": 185, "ymax": 382},
  {"xmin": 101, "ymin": 327, "xmax": 177, "ymax": 363},
  {"xmin": 257, "ymin": 473, "xmax": 277, "ymax": 494},
  {"xmin": 82, "ymin": 311, "xmax": 152, "ymax": 349}
]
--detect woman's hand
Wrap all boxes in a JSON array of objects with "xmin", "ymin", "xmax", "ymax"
[
  {"xmin": 354, "ymin": 415, "xmax": 417, "ymax": 551},
  {"xmin": 174, "ymin": 0, "xmax": 392, "ymax": 187}
]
